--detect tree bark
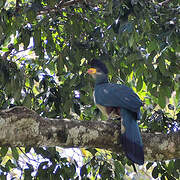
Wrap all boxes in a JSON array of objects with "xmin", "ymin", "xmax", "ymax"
[{"xmin": 0, "ymin": 106, "xmax": 179, "ymax": 162}]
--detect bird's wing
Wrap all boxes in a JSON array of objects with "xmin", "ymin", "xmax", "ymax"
[{"xmin": 94, "ymin": 83, "xmax": 142, "ymax": 113}]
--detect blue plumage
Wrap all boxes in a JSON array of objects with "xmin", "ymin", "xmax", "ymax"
[
  {"xmin": 119, "ymin": 108, "xmax": 144, "ymax": 165},
  {"xmin": 88, "ymin": 59, "xmax": 144, "ymax": 165},
  {"xmin": 94, "ymin": 83, "xmax": 144, "ymax": 165},
  {"xmin": 94, "ymin": 83, "xmax": 143, "ymax": 119}
]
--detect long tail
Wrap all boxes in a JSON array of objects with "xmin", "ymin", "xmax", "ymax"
[{"xmin": 120, "ymin": 108, "xmax": 144, "ymax": 165}]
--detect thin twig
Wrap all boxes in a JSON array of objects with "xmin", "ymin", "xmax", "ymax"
[
  {"xmin": 15, "ymin": 0, "xmax": 21, "ymax": 13},
  {"xmin": 158, "ymin": 0, "xmax": 171, "ymax": 6},
  {"xmin": 37, "ymin": 0, "xmax": 83, "ymax": 15}
]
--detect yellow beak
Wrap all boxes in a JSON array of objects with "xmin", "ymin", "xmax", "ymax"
[{"xmin": 87, "ymin": 68, "xmax": 96, "ymax": 74}]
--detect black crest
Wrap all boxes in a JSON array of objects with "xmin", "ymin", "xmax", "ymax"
[{"xmin": 90, "ymin": 59, "xmax": 108, "ymax": 74}]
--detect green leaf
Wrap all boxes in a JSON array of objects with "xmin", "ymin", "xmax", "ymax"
[
  {"xmin": 99, "ymin": 162, "xmax": 112, "ymax": 179},
  {"xmin": 21, "ymin": 29, "xmax": 31, "ymax": 49},
  {"xmin": 0, "ymin": 47, "xmax": 9, "ymax": 52},
  {"xmin": 158, "ymin": 58, "xmax": 167, "ymax": 76},
  {"xmin": 114, "ymin": 160, "xmax": 125, "ymax": 178},
  {"xmin": 136, "ymin": 76, "xmax": 143, "ymax": 91},
  {"xmin": 174, "ymin": 172, "xmax": 179, "ymax": 179},
  {"xmin": 86, "ymin": 149, "xmax": 97, "ymax": 156},
  {"xmin": 150, "ymin": 86, "xmax": 158, "ymax": 97},
  {"xmin": 158, "ymin": 85, "xmax": 167, "ymax": 108},
  {"xmin": 27, "ymin": 8, "xmax": 36, "ymax": 22},
  {"xmin": 158, "ymin": 93, "xmax": 166, "ymax": 109},
  {"xmin": 126, "ymin": 22, "xmax": 133, "ymax": 33},
  {"xmin": 146, "ymin": 162, "xmax": 153, "ymax": 170},
  {"xmin": 65, "ymin": 164, "xmax": 76, "ymax": 178},
  {"xmin": 174, "ymin": 159, "xmax": 180, "ymax": 170},
  {"xmin": 36, "ymin": 162, "xmax": 49, "ymax": 178},
  {"xmin": 128, "ymin": 34, "xmax": 134, "ymax": 47},
  {"xmin": 64, "ymin": 99, "xmax": 72, "ymax": 115},
  {"xmin": 147, "ymin": 40, "xmax": 158, "ymax": 52},
  {"xmin": 23, "ymin": 94, "xmax": 32, "ymax": 108},
  {"xmin": 25, "ymin": 147, "xmax": 32, "ymax": 153},
  {"xmin": 0, "ymin": 0, "xmax": 6, "ymax": 8},
  {"xmin": 73, "ymin": 102, "xmax": 81, "ymax": 115},
  {"xmin": 6, "ymin": 160, "xmax": 16, "ymax": 169},
  {"xmin": 56, "ymin": 54, "xmax": 64, "ymax": 75},
  {"xmin": 80, "ymin": 165, "xmax": 88, "ymax": 177},
  {"xmin": 168, "ymin": 160, "xmax": 174, "ymax": 173},
  {"xmin": 164, "ymin": 86, "xmax": 171, "ymax": 98},
  {"xmin": 0, "ymin": 147, "xmax": 8, "ymax": 157},
  {"xmin": 0, "ymin": 25, "xmax": 3, "ymax": 39},
  {"xmin": 152, "ymin": 166, "xmax": 159, "ymax": 179},
  {"xmin": 47, "ymin": 0, "xmax": 56, "ymax": 7},
  {"xmin": 11, "ymin": 147, "xmax": 19, "ymax": 161},
  {"xmin": 24, "ymin": 169, "xmax": 33, "ymax": 179},
  {"xmin": 34, "ymin": 28, "xmax": 42, "ymax": 55},
  {"xmin": 0, "ymin": 174, "xmax": 7, "ymax": 179}
]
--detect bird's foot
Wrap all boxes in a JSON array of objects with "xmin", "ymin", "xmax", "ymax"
[
  {"xmin": 107, "ymin": 118, "xmax": 116, "ymax": 123},
  {"xmin": 107, "ymin": 116, "xmax": 121, "ymax": 124}
]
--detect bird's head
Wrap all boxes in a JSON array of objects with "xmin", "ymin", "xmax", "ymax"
[{"xmin": 87, "ymin": 59, "xmax": 108, "ymax": 84}]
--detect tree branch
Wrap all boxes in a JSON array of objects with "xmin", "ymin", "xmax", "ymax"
[
  {"xmin": 62, "ymin": 0, "xmax": 82, "ymax": 7},
  {"xmin": 0, "ymin": 106, "xmax": 179, "ymax": 162},
  {"xmin": 37, "ymin": 0, "xmax": 83, "ymax": 15}
]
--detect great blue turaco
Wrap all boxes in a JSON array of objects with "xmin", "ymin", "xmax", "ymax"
[{"xmin": 87, "ymin": 59, "xmax": 144, "ymax": 165}]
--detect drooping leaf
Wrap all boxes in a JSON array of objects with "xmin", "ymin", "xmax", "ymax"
[
  {"xmin": 152, "ymin": 166, "xmax": 159, "ymax": 179},
  {"xmin": 0, "ymin": 147, "xmax": 8, "ymax": 157},
  {"xmin": 147, "ymin": 40, "xmax": 158, "ymax": 53},
  {"xmin": 27, "ymin": 8, "xmax": 36, "ymax": 22},
  {"xmin": 136, "ymin": 76, "xmax": 143, "ymax": 92},
  {"xmin": 11, "ymin": 147, "xmax": 19, "ymax": 161}
]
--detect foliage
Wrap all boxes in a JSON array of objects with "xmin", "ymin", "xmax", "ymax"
[{"xmin": 0, "ymin": 0, "xmax": 179, "ymax": 179}]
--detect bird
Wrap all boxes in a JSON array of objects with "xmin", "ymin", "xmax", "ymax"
[{"xmin": 87, "ymin": 59, "xmax": 144, "ymax": 165}]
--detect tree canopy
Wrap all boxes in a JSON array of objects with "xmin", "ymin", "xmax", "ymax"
[{"xmin": 0, "ymin": 0, "xmax": 179, "ymax": 179}]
